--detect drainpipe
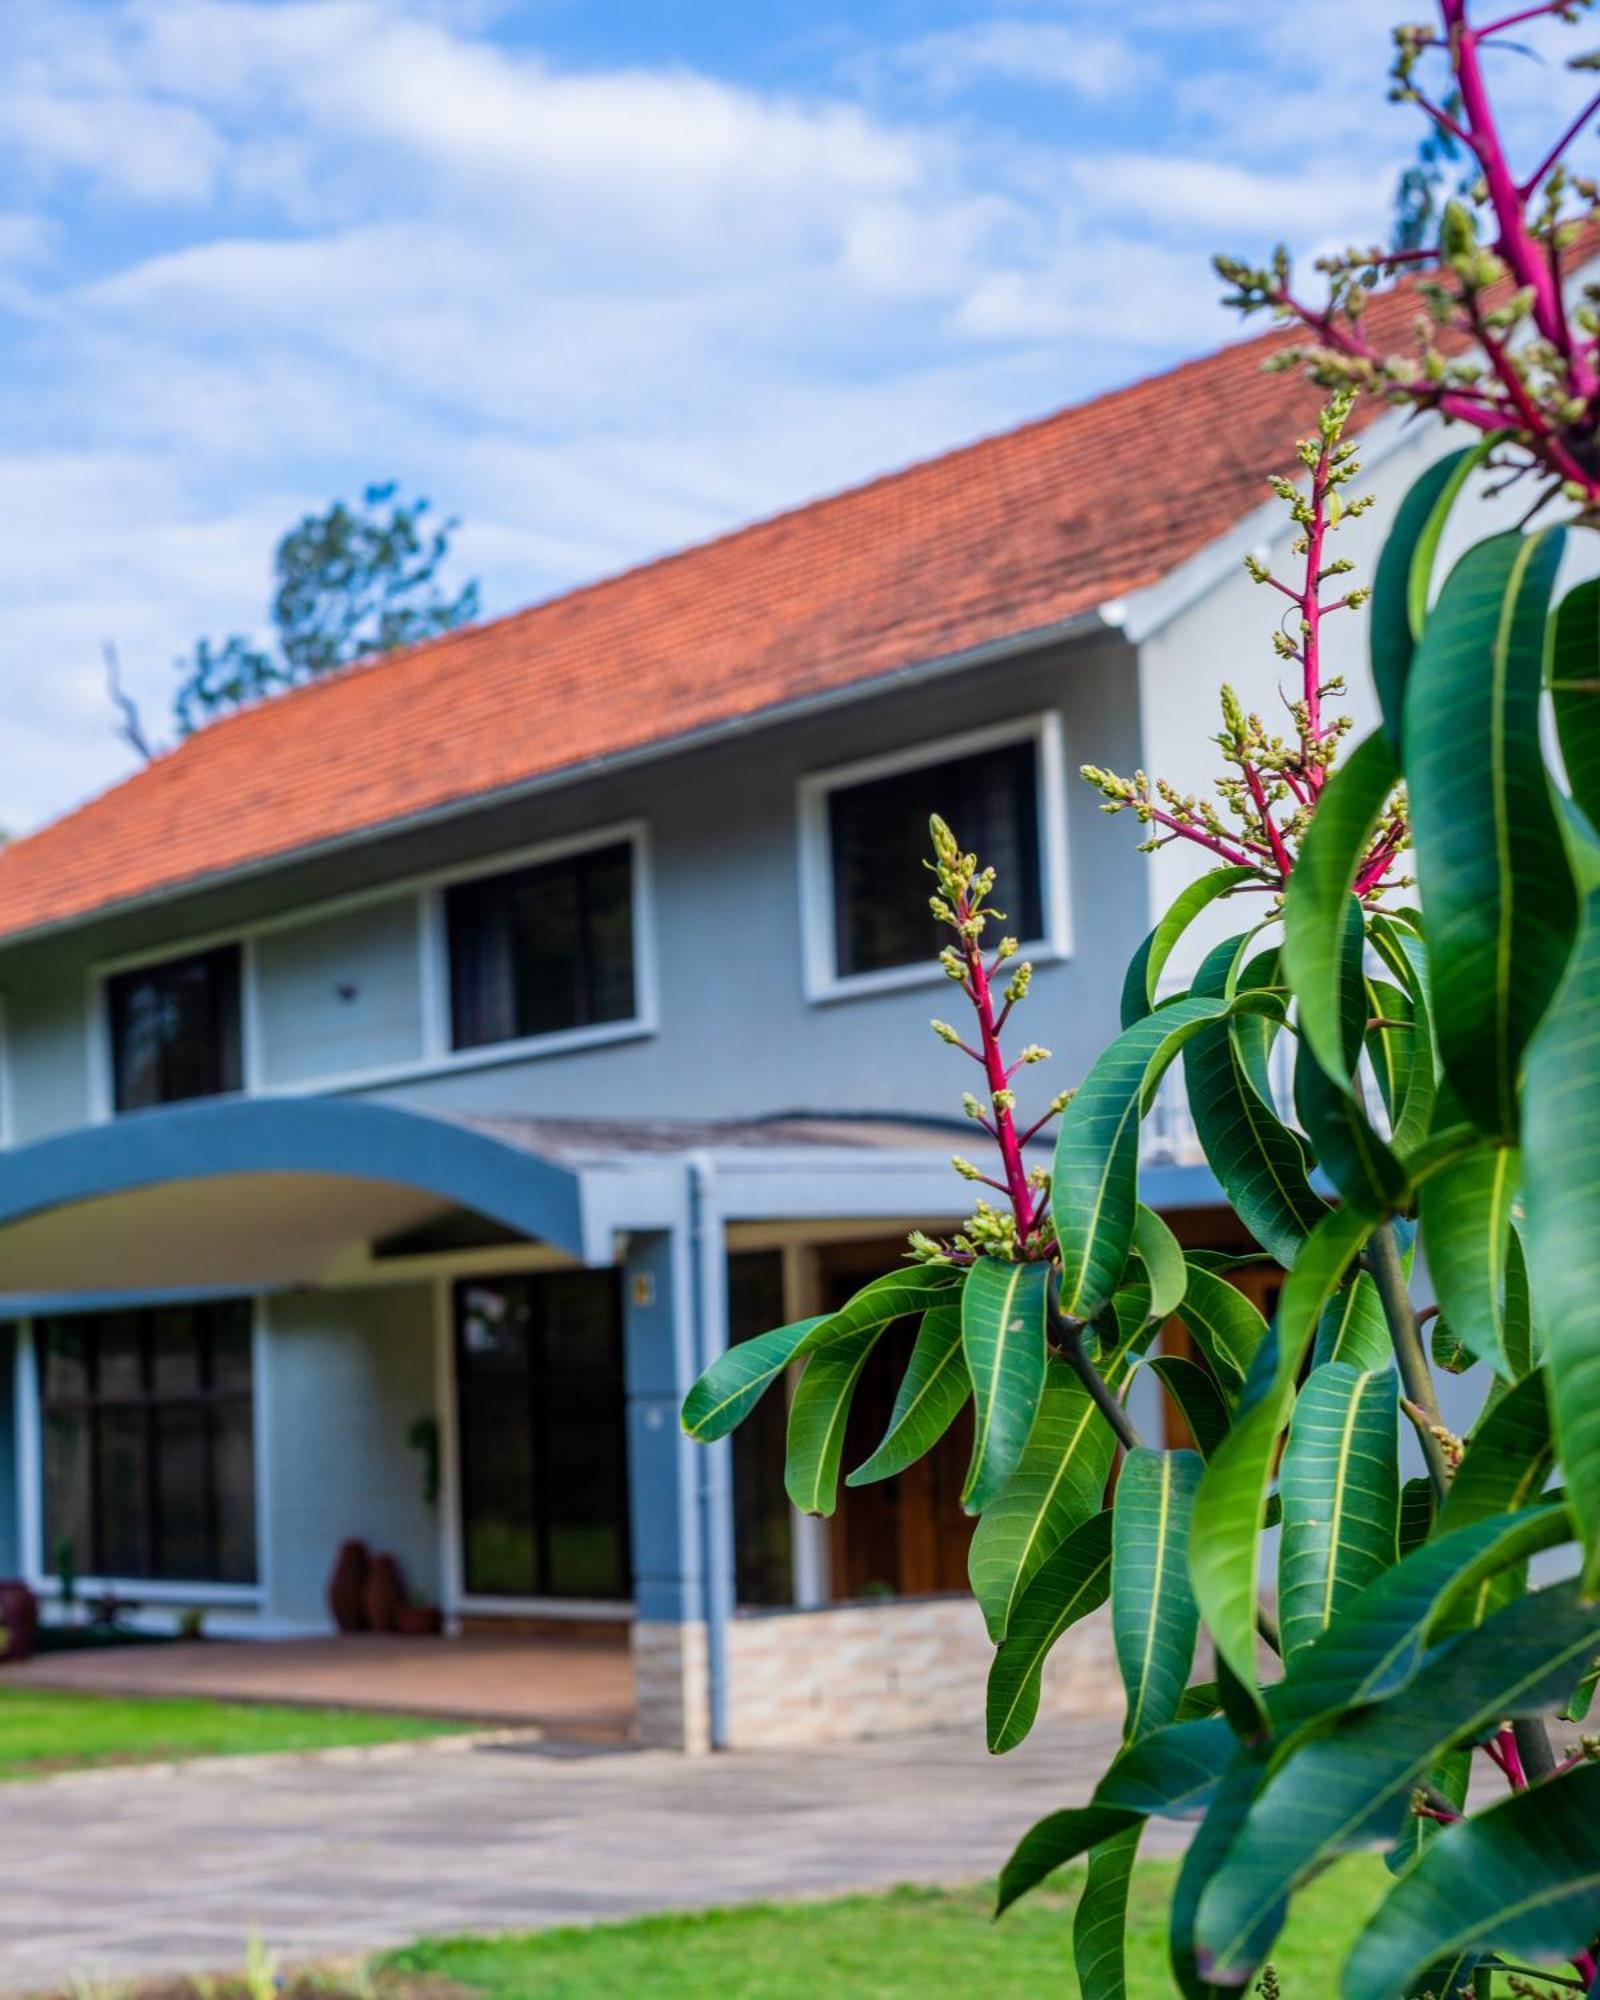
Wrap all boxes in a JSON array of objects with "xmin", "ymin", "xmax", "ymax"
[{"xmin": 687, "ymin": 1151, "xmax": 733, "ymax": 1750}]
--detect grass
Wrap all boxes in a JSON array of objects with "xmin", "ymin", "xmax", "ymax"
[
  {"xmin": 378, "ymin": 1858, "xmax": 1395, "ymax": 1999},
  {"xmin": 0, "ymin": 1687, "xmax": 475, "ymax": 1779}
]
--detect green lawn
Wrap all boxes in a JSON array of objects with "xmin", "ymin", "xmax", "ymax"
[
  {"xmin": 0, "ymin": 1687, "xmax": 473, "ymax": 1778},
  {"xmin": 381, "ymin": 1859, "xmax": 1394, "ymax": 1999}
]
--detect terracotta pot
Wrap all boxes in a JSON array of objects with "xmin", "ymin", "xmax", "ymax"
[
  {"xmin": 394, "ymin": 1604, "xmax": 443, "ymax": 1637},
  {"xmin": 363, "ymin": 1552, "xmax": 405, "ymax": 1634},
  {"xmin": 327, "ymin": 1539, "xmax": 371, "ymax": 1633},
  {"xmin": 0, "ymin": 1579, "xmax": 37, "ymax": 1662}
]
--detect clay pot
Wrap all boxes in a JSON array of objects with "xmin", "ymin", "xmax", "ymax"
[
  {"xmin": 394, "ymin": 1604, "xmax": 443, "ymax": 1637},
  {"xmin": 0, "ymin": 1579, "xmax": 38, "ymax": 1662},
  {"xmin": 363, "ymin": 1553, "xmax": 405, "ymax": 1634},
  {"xmin": 327, "ymin": 1539, "xmax": 370, "ymax": 1633}
]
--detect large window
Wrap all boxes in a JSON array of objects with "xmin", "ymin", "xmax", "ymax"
[
  {"xmin": 803, "ymin": 722, "xmax": 1059, "ymax": 992},
  {"xmin": 454, "ymin": 1272, "xmax": 630, "ymax": 1600},
  {"xmin": 446, "ymin": 840, "xmax": 637, "ymax": 1051},
  {"xmin": 108, "ymin": 946, "xmax": 242, "ymax": 1113},
  {"xmin": 39, "ymin": 1301, "xmax": 256, "ymax": 1585}
]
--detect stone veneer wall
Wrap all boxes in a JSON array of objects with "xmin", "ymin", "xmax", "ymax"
[{"xmin": 633, "ymin": 1597, "xmax": 1119, "ymax": 1753}]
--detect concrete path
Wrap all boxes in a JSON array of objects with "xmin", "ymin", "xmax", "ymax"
[{"xmin": 2, "ymin": 1719, "xmax": 1168, "ymax": 1992}]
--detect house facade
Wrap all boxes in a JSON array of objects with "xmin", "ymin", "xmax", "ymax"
[{"xmin": 0, "ymin": 301, "xmax": 1559, "ymax": 1751}]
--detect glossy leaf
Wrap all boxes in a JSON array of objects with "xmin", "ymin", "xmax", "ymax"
[
  {"xmin": 987, "ymin": 1508, "xmax": 1113, "ymax": 1753},
  {"xmin": 1416, "ymin": 1142, "xmax": 1519, "ymax": 1378},
  {"xmin": 1312, "ymin": 1274, "xmax": 1392, "ymax": 1373},
  {"xmin": 1055, "ymin": 994, "xmax": 1255, "ymax": 1317},
  {"xmin": 1397, "ymin": 1475, "xmax": 1434, "ymax": 1557},
  {"xmin": 1524, "ymin": 884, "xmax": 1600, "ymax": 1591},
  {"xmin": 996, "ymin": 1803, "xmax": 1138, "ymax": 1917},
  {"xmin": 1403, "ymin": 527, "xmax": 1574, "ymax": 1137},
  {"xmin": 1169, "ymin": 1745, "xmax": 1272, "ymax": 2000},
  {"xmin": 961, "ymin": 1257, "xmax": 1050, "ymax": 1512},
  {"xmin": 1293, "ymin": 1034, "xmax": 1408, "ymax": 1214},
  {"xmin": 1343, "ymin": 1763, "xmax": 1600, "ymax": 2000},
  {"xmin": 1094, "ymin": 1715, "xmax": 1237, "ymax": 1819},
  {"xmin": 1172, "ymin": 1260, "xmax": 1269, "ymax": 1395},
  {"xmin": 1503, "ymin": 1219, "xmax": 1534, "ymax": 1380},
  {"xmin": 968, "ymin": 1353, "xmax": 1120, "ymax": 1640},
  {"xmin": 847, "ymin": 1304, "xmax": 967, "ymax": 1487},
  {"xmin": 1119, "ymin": 867, "xmax": 1255, "ymax": 1027},
  {"xmin": 784, "ymin": 1323, "xmax": 883, "ymax": 1515},
  {"xmin": 1195, "ymin": 1581, "xmax": 1600, "ymax": 1984},
  {"xmin": 1148, "ymin": 1355, "xmax": 1231, "ymax": 1460},
  {"xmin": 1074, "ymin": 1824, "xmax": 1141, "ymax": 2000},
  {"xmin": 1282, "ymin": 735, "xmax": 1399, "ymax": 1082},
  {"xmin": 1277, "ymin": 1364, "xmax": 1400, "ymax": 1662},
  {"xmin": 1131, "ymin": 1203, "xmax": 1187, "ymax": 1322},
  {"xmin": 1550, "ymin": 574, "xmax": 1600, "ymax": 826},
  {"xmin": 1369, "ymin": 444, "xmax": 1477, "ymax": 754},
  {"xmin": 1189, "ymin": 1202, "xmax": 1374, "ymax": 1703},
  {"xmin": 1184, "ymin": 938, "xmax": 1325, "ymax": 1265},
  {"xmin": 1433, "ymin": 1370, "xmax": 1553, "ymax": 1636},
  {"xmin": 1112, "ymin": 1448, "xmax": 1204, "ymax": 1743}
]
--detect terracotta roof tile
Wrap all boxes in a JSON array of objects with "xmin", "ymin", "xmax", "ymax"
[{"xmin": 0, "ymin": 288, "xmax": 1431, "ymax": 943}]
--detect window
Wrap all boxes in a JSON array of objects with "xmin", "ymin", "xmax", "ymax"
[
  {"xmin": 454, "ymin": 1272, "xmax": 631, "ymax": 1600},
  {"xmin": 728, "ymin": 1251, "xmax": 794, "ymax": 1608},
  {"xmin": 802, "ymin": 720, "xmax": 1063, "ymax": 994},
  {"xmin": 446, "ymin": 840, "xmax": 637, "ymax": 1051},
  {"xmin": 39, "ymin": 1301, "xmax": 256, "ymax": 1585},
  {"xmin": 108, "ymin": 946, "xmax": 242, "ymax": 1113}
]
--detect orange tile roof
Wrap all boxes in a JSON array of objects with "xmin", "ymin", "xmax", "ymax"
[{"xmin": 0, "ymin": 290, "xmax": 1433, "ymax": 945}]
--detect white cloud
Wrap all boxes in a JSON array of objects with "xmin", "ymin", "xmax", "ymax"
[{"xmin": 892, "ymin": 21, "xmax": 1139, "ymax": 101}]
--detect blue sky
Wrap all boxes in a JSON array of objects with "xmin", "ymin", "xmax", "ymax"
[{"xmin": 0, "ymin": 0, "xmax": 1586, "ymax": 832}]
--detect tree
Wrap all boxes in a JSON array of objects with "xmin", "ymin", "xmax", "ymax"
[
  {"xmin": 687, "ymin": 3, "xmax": 1600, "ymax": 1991},
  {"xmin": 173, "ymin": 483, "xmax": 479, "ymax": 735}
]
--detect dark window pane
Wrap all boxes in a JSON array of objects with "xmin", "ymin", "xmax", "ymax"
[
  {"xmin": 97, "ymin": 1317, "xmax": 143, "ymax": 1399},
  {"xmin": 211, "ymin": 1303, "xmax": 254, "ymax": 1393},
  {"xmin": 152, "ymin": 1405, "xmax": 209, "ymax": 1580},
  {"xmin": 151, "ymin": 1310, "xmax": 201, "ymax": 1395},
  {"xmin": 213, "ymin": 1402, "xmax": 258, "ymax": 1584},
  {"xmin": 729, "ymin": 1252, "xmax": 793, "ymax": 1608},
  {"xmin": 42, "ymin": 1407, "xmax": 91, "ymax": 1574},
  {"xmin": 447, "ymin": 843, "xmax": 635, "ymax": 1050},
  {"xmin": 109, "ymin": 947, "xmax": 242, "ymax": 1113},
  {"xmin": 41, "ymin": 1321, "xmax": 90, "ymax": 1401},
  {"xmin": 827, "ymin": 739, "xmax": 1043, "ymax": 978},
  {"xmin": 457, "ymin": 1283, "xmax": 538, "ymax": 1596},
  {"xmin": 97, "ymin": 1408, "xmax": 149, "ymax": 1577}
]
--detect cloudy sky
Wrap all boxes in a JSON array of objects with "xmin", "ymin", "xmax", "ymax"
[{"xmin": 0, "ymin": 0, "xmax": 1587, "ymax": 832}]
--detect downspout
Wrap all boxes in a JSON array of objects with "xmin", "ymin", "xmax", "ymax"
[{"xmin": 687, "ymin": 1152, "xmax": 733, "ymax": 1750}]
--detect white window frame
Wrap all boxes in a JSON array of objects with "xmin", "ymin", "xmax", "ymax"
[
  {"xmin": 84, "ymin": 819, "xmax": 658, "ymax": 1118},
  {"xmin": 796, "ymin": 711, "xmax": 1072, "ymax": 1003}
]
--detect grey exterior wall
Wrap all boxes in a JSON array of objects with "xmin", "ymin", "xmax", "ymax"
[
  {"xmin": 260, "ymin": 1282, "xmax": 439, "ymax": 1629},
  {"xmin": 0, "ymin": 630, "xmax": 1143, "ymax": 1143}
]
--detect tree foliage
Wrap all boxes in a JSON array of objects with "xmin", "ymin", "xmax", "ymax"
[
  {"xmin": 174, "ymin": 482, "xmax": 479, "ymax": 734},
  {"xmin": 688, "ymin": 3, "xmax": 1600, "ymax": 1991}
]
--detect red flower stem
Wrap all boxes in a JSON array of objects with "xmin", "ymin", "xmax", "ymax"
[
  {"xmin": 1484, "ymin": 0, "xmax": 1585, "ymax": 33},
  {"xmin": 1521, "ymin": 87, "xmax": 1600, "ymax": 198},
  {"xmin": 1497, "ymin": 1723, "xmax": 1528, "ymax": 1788},
  {"xmin": 1577, "ymin": 1947, "xmax": 1598, "ymax": 1986},
  {"xmin": 957, "ymin": 904, "xmax": 1036, "ymax": 1237},
  {"xmin": 1142, "ymin": 803, "xmax": 1272, "ymax": 872},
  {"xmin": 1243, "ymin": 763, "xmax": 1294, "ymax": 880}
]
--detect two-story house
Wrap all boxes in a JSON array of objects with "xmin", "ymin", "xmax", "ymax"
[{"xmin": 0, "ymin": 291, "xmax": 1547, "ymax": 1752}]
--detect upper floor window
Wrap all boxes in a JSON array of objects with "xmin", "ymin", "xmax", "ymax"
[
  {"xmin": 446, "ymin": 838, "xmax": 637, "ymax": 1051},
  {"xmin": 108, "ymin": 946, "xmax": 243, "ymax": 1114},
  {"xmin": 800, "ymin": 715, "xmax": 1068, "ymax": 998}
]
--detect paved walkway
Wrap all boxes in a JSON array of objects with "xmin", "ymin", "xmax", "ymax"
[
  {"xmin": 1, "ymin": 1719, "xmax": 1163, "ymax": 1992},
  {"xmin": 5, "ymin": 1633, "xmax": 633, "ymax": 1738}
]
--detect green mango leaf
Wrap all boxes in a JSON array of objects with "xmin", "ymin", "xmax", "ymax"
[
  {"xmin": 1282, "ymin": 736, "xmax": 1400, "ymax": 1083},
  {"xmin": 1056, "ymin": 994, "xmax": 1270, "ymax": 1316},
  {"xmin": 1169, "ymin": 1745, "xmax": 1272, "ymax": 2000},
  {"xmin": 996, "ymin": 1803, "xmax": 1139, "ymax": 1917},
  {"xmin": 1503, "ymin": 1219, "xmax": 1534, "ymax": 1380},
  {"xmin": 1195, "ymin": 1580, "xmax": 1600, "ymax": 1984},
  {"xmin": 1148, "ymin": 1355, "xmax": 1231, "ymax": 1460},
  {"xmin": 1120, "ymin": 867, "xmax": 1255, "ymax": 1027},
  {"xmin": 987, "ymin": 1508, "xmax": 1113, "ymax": 1754},
  {"xmin": 1433, "ymin": 1370, "xmax": 1553, "ymax": 1636},
  {"xmin": 961, "ymin": 1257, "xmax": 1051, "ymax": 1513},
  {"xmin": 1342, "ymin": 1764, "xmax": 1600, "ymax": 2000},
  {"xmin": 1173, "ymin": 1260, "xmax": 1270, "ymax": 1395},
  {"xmin": 785, "ymin": 1322, "xmax": 883, "ymax": 1515},
  {"xmin": 1550, "ymin": 575, "xmax": 1600, "ymax": 825},
  {"xmin": 1369, "ymin": 444, "xmax": 1479, "ymax": 754},
  {"xmin": 1131, "ymin": 1203, "xmax": 1187, "ymax": 1321},
  {"xmin": 847, "ymin": 1303, "xmax": 968, "ymax": 1487},
  {"xmin": 1524, "ymin": 885, "xmax": 1600, "ymax": 1592},
  {"xmin": 1397, "ymin": 1475, "xmax": 1434, "ymax": 1557},
  {"xmin": 1403, "ymin": 526, "xmax": 1574, "ymax": 1138},
  {"xmin": 681, "ymin": 1315, "xmax": 827, "ymax": 1441},
  {"xmin": 1293, "ymin": 1036, "xmax": 1409, "ymax": 1214},
  {"xmin": 1277, "ymin": 1364, "xmax": 1400, "ymax": 1662},
  {"xmin": 1112, "ymin": 1447, "xmax": 1204, "ymax": 1743},
  {"xmin": 1189, "ymin": 1202, "xmax": 1374, "ymax": 1704},
  {"xmin": 968, "ymin": 1353, "xmax": 1120, "ymax": 1640},
  {"xmin": 1417, "ymin": 1141, "xmax": 1519, "ymax": 1378},
  {"xmin": 1094, "ymin": 1714, "xmax": 1238, "ymax": 1819},
  {"xmin": 1074, "ymin": 1824, "xmax": 1141, "ymax": 2000},
  {"xmin": 1429, "ymin": 1319, "xmax": 1474, "ymax": 1374},
  {"xmin": 1312, "ymin": 1274, "xmax": 1392, "ymax": 1373},
  {"xmin": 683, "ymin": 1265, "xmax": 963, "ymax": 1440},
  {"xmin": 1383, "ymin": 1748, "xmax": 1469, "ymax": 1879},
  {"xmin": 1184, "ymin": 938, "xmax": 1326, "ymax": 1265}
]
